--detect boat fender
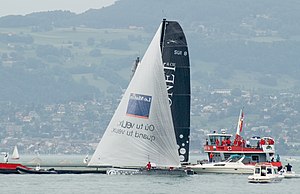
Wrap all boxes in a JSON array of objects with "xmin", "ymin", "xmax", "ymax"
[{"xmin": 228, "ymin": 146, "xmax": 232, "ymax": 151}]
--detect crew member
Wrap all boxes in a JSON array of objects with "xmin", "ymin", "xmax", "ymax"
[
  {"xmin": 260, "ymin": 138, "xmax": 265, "ymax": 147},
  {"xmin": 285, "ymin": 163, "xmax": 292, "ymax": 172},
  {"xmin": 146, "ymin": 161, "xmax": 152, "ymax": 171},
  {"xmin": 222, "ymin": 139, "xmax": 226, "ymax": 146},
  {"xmin": 4, "ymin": 153, "xmax": 8, "ymax": 163},
  {"xmin": 246, "ymin": 139, "xmax": 250, "ymax": 148},
  {"xmin": 226, "ymin": 138, "xmax": 231, "ymax": 146},
  {"xmin": 215, "ymin": 138, "xmax": 219, "ymax": 146},
  {"xmin": 209, "ymin": 152, "xmax": 214, "ymax": 163}
]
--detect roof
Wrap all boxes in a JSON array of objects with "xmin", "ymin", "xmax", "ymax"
[{"xmin": 207, "ymin": 133, "xmax": 232, "ymax": 137}]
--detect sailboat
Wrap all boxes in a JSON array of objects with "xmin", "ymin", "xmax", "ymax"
[
  {"xmin": 88, "ymin": 19, "xmax": 189, "ymax": 175},
  {"xmin": 11, "ymin": 145, "xmax": 20, "ymax": 160}
]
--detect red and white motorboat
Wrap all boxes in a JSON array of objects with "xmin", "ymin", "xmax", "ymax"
[{"xmin": 203, "ymin": 108, "xmax": 282, "ymax": 167}]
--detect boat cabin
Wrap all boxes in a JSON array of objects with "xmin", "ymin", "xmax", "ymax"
[
  {"xmin": 205, "ymin": 133, "xmax": 233, "ymax": 146},
  {"xmin": 248, "ymin": 163, "xmax": 283, "ymax": 183},
  {"xmin": 254, "ymin": 163, "xmax": 278, "ymax": 176}
]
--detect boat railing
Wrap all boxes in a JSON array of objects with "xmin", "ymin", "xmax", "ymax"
[{"xmin": 204, "ymin": 144, "xmax": 264, "ymax": 152}]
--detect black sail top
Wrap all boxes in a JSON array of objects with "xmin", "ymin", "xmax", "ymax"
[{"xmin": 160, "ymin": 19, "xmax": 191, "ymax": 162}]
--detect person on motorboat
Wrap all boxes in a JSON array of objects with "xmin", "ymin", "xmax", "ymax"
[
  {"xmin": 226, "ymin": 138, "xmax": 231, "ymax": 146},
  {"xmin": 285, "ymin": 163, "xmax": 292, "ymax": 172},
  {"xmin": 267, "ymin": 138, "xmax": 275, "ymax": 145},
  {"xmin": 246, "ymin": 139, "xmax": 251, "ymax": 148},
  {"xmin": 276, "ymin": 154, "xmax": 281, "ymax": 162},
  {"xmin": 256, "ymin": 141, "xmax": 260, "ymax": 149},
  {"xmin": 260, "ymin": 138, "xmax": 266, "ymax": 147},
  {"xmin": 209, "ymin": 152, "xmax": 214, "ymax": 163}
]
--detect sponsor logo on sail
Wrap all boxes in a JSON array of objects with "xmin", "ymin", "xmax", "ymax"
[
  {"xmin": 126, "ymin": 93, "xmax": 152, "ymax": 119},
  {"xmin": 164, "ymin": 62, "xmax": 176, "ymax": 106}
]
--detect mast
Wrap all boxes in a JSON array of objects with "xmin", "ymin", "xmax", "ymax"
[
  {"xmin": 160, "ymin": 20, "xmax": 191, "ymax": 162},
  {"xmin": 130, "ymin": 56, "xmax": 140, "ymax": 79},
  {"xmin": 160, "ymin": 19, "xmax": 167, "ymax": 52}
]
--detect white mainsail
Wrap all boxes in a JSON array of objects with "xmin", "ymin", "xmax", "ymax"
[
  {"xmin": 11, "ymin": 145, "xmax": 20, "ymax": 160},
  {"xmin": 89, "ymin": 23, "xmax": 180, "ymax": 168}
]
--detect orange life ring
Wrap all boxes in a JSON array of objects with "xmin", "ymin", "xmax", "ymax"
[{"xmin": 228, "ymin": 146, "xmax": 232, "ymax": 151}]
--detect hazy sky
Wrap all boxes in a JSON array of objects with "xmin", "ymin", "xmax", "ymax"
[{"xmin": 0, "ymin": 0, "xmax": 117, "ymax": 17}]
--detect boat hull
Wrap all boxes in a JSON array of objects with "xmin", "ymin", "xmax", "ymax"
[
  {"xmin": 190, "ymin": 165, "xmax": 253, "ymax": 174},
  {"xmin": 282, "ymin": 172, "xmax": 300, "ymax": 178},
  {"xmin": 0, "ymin": 163, "xmax": 29, "ymax": 174},
  {"xmin": 17, "ymin": 166, "xmax": 58, "ymax": 174},
  {"xmin": 106, "ymin": 168, "xmax": 187, "ymax": 176},
  {"xmin": 248, "ymin": 175, "xmax": 284, "ymax": 183}
]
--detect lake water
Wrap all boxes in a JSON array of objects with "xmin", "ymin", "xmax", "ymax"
[{"xmin": 0, "ymin": 155, "xmax": 299, "ymax": 194}]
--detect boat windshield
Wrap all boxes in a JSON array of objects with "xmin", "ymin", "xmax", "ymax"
[
  {"xmin": 207, "ymin": 134, "xmax": 232, "ymax": 146},
  {"xmin": 226, "ymin": 155, "xmax": 243, "ymax": 162},
  {"xmin": 255, "ymin": 168, "xmax": 260, "ymax": 174},
  {"xmin": 267, "ymin": 168, "xmax": 272, "ymax": 174},
  {"xmin": 242, "ymin": 157, "xmax": 251, "ymax": 164}
]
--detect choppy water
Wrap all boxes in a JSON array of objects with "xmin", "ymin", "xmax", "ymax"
[{"xmin": 1, "ymin": 155, "xmax": 299, "ymax": 194}]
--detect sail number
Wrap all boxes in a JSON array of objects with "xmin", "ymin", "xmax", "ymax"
[
  {"xmin": 174, "ymin": 49, "xmax": 188, "ymax": 56},
  {"xmin": 174, "ymin": 50, "xmax": 182, "ymax": 55}
]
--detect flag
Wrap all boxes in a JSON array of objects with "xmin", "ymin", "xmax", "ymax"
[
  {"xmin": 235, "ymin": 108, "xmax": 244, "ymax": 136},
  {"xmin": 239, "ymin": 111, "xmax": 244, "ymax": 133}
]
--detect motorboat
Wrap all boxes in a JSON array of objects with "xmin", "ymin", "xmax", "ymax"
[
  {"xmin": 203, "ymin": 109, "xmax": 282, "ymax": 168},
  {"xmin": 187, "ymin": 155, "xmax": 254, "ymax": 174},
  {"xmin": 248, "ymin": 163, "xmax": 284, "ymax": 183}
]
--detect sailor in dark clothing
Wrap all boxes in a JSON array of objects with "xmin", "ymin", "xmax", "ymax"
[
  {"xmin": 4, "ymin": 153, "xmax": 8, "ymax": 163},
  {"xmin": 285, "ymin": 163, "xmax": 292, "ymax": 172}
]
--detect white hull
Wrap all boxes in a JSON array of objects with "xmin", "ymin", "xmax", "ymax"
[
  {"xmin": 282, "ymin": 171, "xmax": 300, "ymax": 178},
  {"xmin": 248, "ymin": 162, "xmax": 284, "ymax": 183},
  {"xmin": 248, "ymin": 175, "xmax": 284, "ymax": 183},
  {"xmin": 188, "ymin": 155, "xmax": 254, "ymax": 174},
  {"xmin": 190, "ymin": 164, "xmax": 254, "ymax": 174}
]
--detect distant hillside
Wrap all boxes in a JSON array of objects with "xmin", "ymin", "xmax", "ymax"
[
  {"xmin": 1, "ymin": 0, "xmax": 299, "ymax": 32},
  {"xmin": 0, "ymin": 0, "xmax": 300, "ymax": 103}
]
